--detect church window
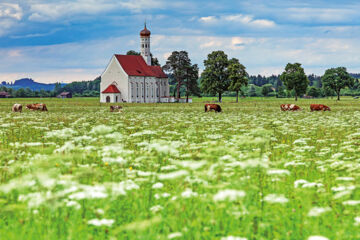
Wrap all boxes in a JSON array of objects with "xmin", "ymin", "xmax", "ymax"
[
  {"xmin": 142, "ymin": 44, "xmax": 144, "ymax": 48},
  {"xmin": 136, "ymin": 83, "xmax": 139, "ymax": 98}
]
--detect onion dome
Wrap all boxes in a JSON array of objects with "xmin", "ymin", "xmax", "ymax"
[{"xmin": 140, "ymin": 23, "xmax": 151, "ymax": 37}]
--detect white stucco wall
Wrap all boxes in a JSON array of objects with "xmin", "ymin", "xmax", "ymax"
[{"xmin": 100, "ymin": 55, "xmax": 129, "ymax": 103}]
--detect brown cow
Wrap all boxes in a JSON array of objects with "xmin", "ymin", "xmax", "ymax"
[
  {"xmin": 310, "ymin": 104, "xmax": 331, "ymax": 111},
  {"xmin": 280, "ymin": 104, "xmax": 301, "ymax": 111},
  {"xmin": 26, "ymin": 103, "xmax": 48, "ymax": 111},
  {"xmin": 12, "ymin": 104, "xmax": 22, "ymax": 113},
  {"xmin": 110, "ymin": 105, "xmax": 123, "ymax": 112},
  {"xmin": 205, "ymin": 104, "xmax": 222, "ymax": 112}
]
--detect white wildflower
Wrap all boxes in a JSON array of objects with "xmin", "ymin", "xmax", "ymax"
[
  {"xmin": 308, "ymin": 207, "xmax": 331, "ymax": 217},
  {"xmin": 264, "ymin": 194, "xmax": 288, "ymax": 204},
  {"xmin": 152, "ymin": 182, "xmax": 164, "ymax": 189},
  {"xmin": 88, "ymin": 218, "xmax": 115, "ymax": 227},
  {"xmin": 308, "ymin": 236, "xmax": 329, "ymax": 240},
  {"xmin": 213, "ymin": 189, "xmax": 246, "ymax": 202},
  {"xmin": 354, "ymin": 217, "xmax": 360, "ymax": 226},
  {"xmin": 221, "ymin": 237, "xmax": 247, "ymax": 240},
  {"xmin": 181, "ymin": 188, "xmax": 198, "ymax": 198},
  {"xmin": 150, "ymin": 205, "xmax": 163, "ymax": 213},
  {"xmin": 342, "ymin": 200, "xmax": 360, "ymax": 206},
  {"xmin": 168, "ymin": 232, "xmax": 182, "ymax": 239},
  {"xmin": 267, "ymin": 169, "xmax": 290, "ymax": 176},
  {"xmin": 90, "ymin": 125, "xmax": 113, "ymax": 135},
  {"xmin": 158, "ymin": 170, "xmax": 189, "ymax": 180}
]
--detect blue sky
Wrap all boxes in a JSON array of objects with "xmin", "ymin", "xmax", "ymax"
[{"xmin": 0, "ymin": 0, "xmax": 360, "ymax": 83}]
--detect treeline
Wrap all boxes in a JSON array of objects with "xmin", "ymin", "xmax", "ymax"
[
  {"xmin": 0, "ymin": 77, "xmax": 101, "ymax": 98},
  {"xmin": 165, "ymin": 50, "xmax": 360, "ymax": 101}
]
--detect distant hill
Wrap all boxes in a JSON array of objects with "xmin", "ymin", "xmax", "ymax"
[{"xmin": 0, "ymin": 78, "xmax": 66, "ymax": 91}]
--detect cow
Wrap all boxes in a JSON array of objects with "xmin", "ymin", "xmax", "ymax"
[
  {"xmin": 280, "ymin": 104, "xmax": 301, "ymax": 111},
  {"xmin": 205, "ymin": 104, "xmax": 222, "ymax": 113},
  {"xmin": 110, "ymin": 105, "xmax": 123, "ymax": 112},
  {"xmin": 310, "ymin": 104, "xmax": 331, "ymax": 111},
  {"xmin": 12, "ymin": 104, "xmax": 22, "ymax": 113},
  {"xmin": 26, "ymin": 103, "xmax": 48, "ymax": 111}
]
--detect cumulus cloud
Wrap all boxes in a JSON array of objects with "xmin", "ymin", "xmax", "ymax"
[{"xmin": 200, "ymin": 14, "xmax": 276, "ymax": 28}]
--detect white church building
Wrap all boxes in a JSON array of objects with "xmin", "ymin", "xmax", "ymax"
[{"xmin": 100, "ymin": 25, "xmax": 171, "ymax": 103}]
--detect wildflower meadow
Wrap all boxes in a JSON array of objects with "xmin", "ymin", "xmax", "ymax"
[{"xmin": 0, "ymin": 97, "xmax": 359, "ymax": 240}]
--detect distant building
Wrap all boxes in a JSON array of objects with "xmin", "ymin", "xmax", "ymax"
[
  {"xmin": 100, "ymin": 24, "xmax": 170, "ymax": 103},
  {"xmin": 0, "ymin": 91, "xmax": 11, "ymax": 98},
  {"xmin": 57, "ymin": 92, "xmax": 72, "ymax": 98}
]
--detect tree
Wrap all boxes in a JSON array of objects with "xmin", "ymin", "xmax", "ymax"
[
  {"xmin": 280, "ymin": 63, "xmax": 309, "ymax": 101},
  {"xmin": 261, "ymin": 84, "xmax": 273, "ymax": 97},
  {"xmin": 228, "ymin": 58, "xmax": 248, "ymax": 103},
  {"xmin": 248, "ymin": 84, "xmax": 257, "ymax": 97},
  {"xmin": 127, "ymin": 50, "xmax": 160, "ymax": 66},
  {"xmin": 163, "ymin": 51, "xmax": 192, "ymax": 98},
  {"xmin": 276, "ymin": 86, "xmax": 286, "ymax": 98},
  {"xmin": 321, "ymin": 67, "xmax": 354, "ymax": 100},
  {"xmin": 201, "ymin": 51, "xmax": 230, "ymax": 102},
  {"xmin": 184, "ymin": 64, "xmax": 201, "ymax": 102},
  {"xmin": 307, "ymin": 86, "xmax": 321, "ymax": 98}
]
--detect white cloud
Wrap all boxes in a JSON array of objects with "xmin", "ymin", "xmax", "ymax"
[
  {"xmin": 200, "ymin": 14, "xmax": 276, "ymax": 28},
  {"xmin": 0, "ymin": 3, "xmax": 23, "ymax": 20},
  {"xmin": 27, "ymin": 0, "xmax": 165, "ymax": 22}
]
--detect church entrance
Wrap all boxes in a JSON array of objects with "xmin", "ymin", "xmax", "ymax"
[
  {"xmin": 116, "ymin": 96, "xmax": 118, "ymax": 102},
  {"xmin": 106, "ymin": 96, "xmax": 110, "ymax": 103}
]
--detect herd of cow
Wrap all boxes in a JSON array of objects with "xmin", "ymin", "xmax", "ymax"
[
  {"xmin": 11, "ymin": 103, "xmax": 48, "ymax": 112},
  {"xmin": 10, "ymin": 103, "xmax": 330, "ymax": 113},
  {"xmin": 204, "ymin": 103, "xmax": 331, "ymax": 112}
]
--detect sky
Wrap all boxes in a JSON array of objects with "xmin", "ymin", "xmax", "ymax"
[{"xmin": 0, "ymin": 0, "xmax": 360, "ymax": 83}]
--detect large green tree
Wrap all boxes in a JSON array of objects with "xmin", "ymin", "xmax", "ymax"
[
  {"xmin": 184, "ymin": 64, "xmax": 201, "ymax": 102},
  {"xmin": 201, "ymin": 51, "xmax": 230, "ymax": 102},
  {"xmin": 163, "ymin": 51, "xmax": 192, "ymax": 99},
  {"xmin": 321, "ymin": 67, "xmax": 354, "ymax": 100},
  {"xmin": 228, "ymin": 58, "xmax": 248, "ymax": 103},
  {"xmin": 280, "ymin": 63, "xmax": 309, "ymax": 101}
]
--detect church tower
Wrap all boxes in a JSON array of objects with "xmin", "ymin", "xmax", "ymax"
[{"xmin": 140, "ymin": 23, "xmax": 151, "ymax": 66}]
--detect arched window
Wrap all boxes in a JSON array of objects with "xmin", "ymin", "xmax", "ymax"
[
  {"xmin": 136, "ymin": 83, "xmax": 139, "ymax": 98},
  {"xmin": 106, "ymin": 96, "xmax": 110, "ymax": 103}
]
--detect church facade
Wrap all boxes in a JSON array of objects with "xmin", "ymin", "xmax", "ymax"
[{"xmin": 100, "ymin": 25, "xmax": 170, "ymax": 103}]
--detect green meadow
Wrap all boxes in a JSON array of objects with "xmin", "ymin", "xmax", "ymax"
[{"xmin": 0, "ymin": 97, "xmax": 359, "ymax": 240}]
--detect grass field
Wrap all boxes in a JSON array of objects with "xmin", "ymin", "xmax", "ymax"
[{"xmin": 0, "ymin": 97, "xmax": 359, "ymax": 240}]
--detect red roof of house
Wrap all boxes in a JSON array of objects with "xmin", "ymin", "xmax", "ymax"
[
  {"xmin": 102, "ymin": 84, "xmax": 121, "ymax": 94},
  {"xmin": 114, "ymin": 55, "xmax": 168, "ymax": 78}
]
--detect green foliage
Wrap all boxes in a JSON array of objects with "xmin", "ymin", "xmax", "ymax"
[
  {"xmin": 280, "ymin": 63, "xmax": 309, "ymax": 101},
  {"xmin": 163, "ymin": 51, "xmax": 197, "ymax": 99},
  {"xmin": 200, "ymin": 51, "xmax": 230, "ymax": 102},
  {"xmin": 228, "ymin": 58, "xmax": 248, "ymax": 102},
  {"xmin": 247, "ymin": 84, "xmax": 257, "ymax": 97},
  {"xmin": 322, "ymin": 67, "xmax": 354, "ymax": 100},
  {"xmin": 307, "ymin": 86, "xmax": 321, "ymax": 98},
  {"xmin": 261, "ymin": 84, "xmax": 273, "ymax": 97}
]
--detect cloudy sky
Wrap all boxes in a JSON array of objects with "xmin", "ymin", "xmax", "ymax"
[{"xmin": 0, "ymin": 0, "xmax": 360, "ymax": 83}]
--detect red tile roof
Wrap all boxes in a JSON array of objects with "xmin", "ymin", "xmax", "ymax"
[
  {"xmin": 102, "ymin": 84, "xmax": 121, "ymax": 94},
  {"xmin": 150, "ymin": 66, "xmax": 168, "ymax": 78},
  {"xmin": 114, "ymin": 55, "xmax": 168, "ymax": 78}
]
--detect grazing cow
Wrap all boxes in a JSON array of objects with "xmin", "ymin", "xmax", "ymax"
[
  {"xmin": 280, "ymin": 104, "xmax": 301, "ymax": 111},
  {"xmin": 310, "ymin": 104, "xmax": 331, "ymax": 111},
  {"xmin": 26, "ymin": 103, "xmax": 48, "ymax": 111},
  {"xmin": 110, "ymin": 105, "xmax": 123, "ymax": 112},
  {"xmin": 205, "ymin": 104, "xmax": 222, "ymax": 112},
  {"xmin": 12, "ymin": 104, "xmax": 22, "ymax": 113}
]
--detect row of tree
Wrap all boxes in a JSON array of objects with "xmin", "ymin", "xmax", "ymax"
[{"xmin": 164, "ymin": 50, "xmax": 355, "ymax": 102}]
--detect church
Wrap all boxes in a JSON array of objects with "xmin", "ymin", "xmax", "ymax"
[{"xmin": 100, "ymin": 25, "xmax": 171, "ymax": 103}]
